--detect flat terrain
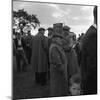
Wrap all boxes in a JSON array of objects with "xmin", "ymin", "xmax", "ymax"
[{"xmin": 13, "ymin": 62, "xmax": 50, "ymax": 99}]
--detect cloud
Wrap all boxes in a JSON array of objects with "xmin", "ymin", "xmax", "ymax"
[
  {"xmin": 13, "ymin": 1, "xmax": 94, "ymax": 38},
  {"xmin": 48, "ymin": 4, "xmax": 59, "ymax": 9},
  {"xmin": 48, "ymin": 4, "xmax": 70, "ymax": 18},
  {"xmin": 70, "ymin": 24, "xmax": 91, "ymax": 37},
  {"xmin": 52, "ymin": 13, "xmax": 63, "ymax": 18},
  {"xmin": 72, "ymin": 17, "xmax": 79, "ymax": 20},
  {"xmin": 81, "ymin": 6, "xmax": 94, "ymax": 11},
  {"xmin": 47, "ymin": 4, "xmax": 71, "ymax": 24}
]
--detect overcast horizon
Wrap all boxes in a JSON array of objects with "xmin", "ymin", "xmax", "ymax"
[{"xmin": 13, "ymin": 0, "xmax": 94, "ymax": 37}]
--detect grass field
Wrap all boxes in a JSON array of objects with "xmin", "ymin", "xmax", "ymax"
[{"xmin": 13, "ymin": 60, "xmax": 50, "ymax": 99}]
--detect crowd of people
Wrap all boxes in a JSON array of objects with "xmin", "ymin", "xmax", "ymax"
[{"xmin": 13, "ymin": 6, "xmax": 97, "ymax": 97}]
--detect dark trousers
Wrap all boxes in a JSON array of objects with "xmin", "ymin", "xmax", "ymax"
[
  {"xmin": 16, "ymin": 50, "xmax": 28, "ymax": 72},
  {"xmin": 35, "ymin": 72, "xmax": 47, "ymax": 85},
  {"xmin": 26, "ymin": 47, "xmax": 32, "ymax": 64}
]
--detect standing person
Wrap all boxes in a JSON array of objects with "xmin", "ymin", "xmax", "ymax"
[
  {"xmin": 14, "ymin": 32, "xmax": 28, "ymax": 72},
  {"xmin": 13, "ymin": 29, "xmax": 17, "ymax": 71},
  {"xmin": 74, "ymin": 41, "xmax": 81, "ymax": 66},
  {"xmin": 62, "ymin": 25, "xmax": 70, "ymax": 37},
  {"xmin": 63, "ymin": 26, "xmax": 76, "ymax": 48},
  {"xmin": 63, "ymin": 26, "xmax": 80, "ymax": 74},
  {"xmin": 80, "ymin": 6, "xmax": 97, "ymax": 95},
  {"xmin": 48, "ymin": 27, "xmax": 54, "ymax": 38},
  {"xmin": 49, "ymin": 23, "xmax": 69, "ymax": 96},
  {"xmin": 25, "ymin": 30, "xmax": 33, "ymax": 64},
  {"xmin": 47, "ymin": 27, "xmax": 54, "ymax": 82},
  {"xmin": 47, "ymin": 27, "xmax": 54, "ymax": 47},
  {"xmin": 62, "ymin": 25, "xmax": 80, "ymax": 95},
  {"xmin": 31, "ymin": 28, "xmax": 48, "ymax": 86}
]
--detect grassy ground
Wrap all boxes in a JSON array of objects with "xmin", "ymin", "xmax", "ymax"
[
  {"xmin": 13, "ymin": 56, "xmax": 72, "ymax": 99},
  {"xmin": 13, "ymin": 60, "xmax": 50, "ymax": 100}
]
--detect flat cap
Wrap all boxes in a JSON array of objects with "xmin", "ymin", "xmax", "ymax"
[
  {"xmin": 47, "ymin": 27, "xmax": 53, "ymax": 31},
  {"xmin": 38, "ymin": 27, "xmax": 45, "ymax": 31}
]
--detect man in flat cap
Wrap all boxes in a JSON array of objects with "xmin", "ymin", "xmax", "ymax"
[
  {"xmin": 47, "ymin": 27, "xmax": 54, "ymax": 82},
  {"xmin": 24, "ymin": 30, "xmax": 33, "ymax": 64},
  {"xmin": 31, "ymin": 27, "xmax": 48, "ymax": 86},
  {"xmin": 14, "ymin": 32, "xmax": 28, "ymax": 72},
  {"xmin": 63, "ymin": 25, "xmax": 70, "ymax": 36},
  {"xmin": 80, "ymin": 6, "xmax": 97, "ymax": 95},
  {"xmin": 49, "ymin": 23, "xmax": 68, "ymax": 96},
  {"xmin": 47, "ymin": 27, "xmax": 54, "ymax": 39},
  {"xmin": 38, "ymin": 27, "xmax": 45, "ymax": 32},
  {"xmin": 62, "ymin": 25, "xmax": 71, "ymax": 46}
]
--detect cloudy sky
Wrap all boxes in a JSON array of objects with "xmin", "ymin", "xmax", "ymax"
[{"xmin": 13, "ymin": 0, "xmax": 94, "ymax": 37}]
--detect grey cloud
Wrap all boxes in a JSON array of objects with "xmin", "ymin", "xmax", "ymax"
[{"xmin": 13, "ymin": 1, "xmax": 94, "ymax": 35}]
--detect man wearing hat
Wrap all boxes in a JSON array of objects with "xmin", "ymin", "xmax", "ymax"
[
  {"xmin": 49, "ymin": 23, "xmax": 79, "ymax": 96},
  {"xmin": 47, "ymin": 27, "xmax": 54, "ymax": 82},
  {"xmin": 63, "ymin": 25, "xmax": 70, "ymax": 37},
  {"xmin": 47, "ymin": 27, "xmax": 54, "ymax": 39},
  {"xmin": 24, "ymin": 30, "xmax": 33, "ymax": 64},
  {"xmin": 31, "ymin": 27, "xmax": 48, "ymax": 85},
  {"xmin": 49, "ymin": 23, "xmax": 69, "ymax": 96},
  {"xmin": 47, "ymin": 27, "xmax": 54, "ymax": 46},
  {"xmin": 14, "ymin": 32, "xmax": 28, "ymax": 72}
]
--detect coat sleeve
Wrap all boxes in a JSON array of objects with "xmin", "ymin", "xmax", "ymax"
[
  {"xmin": 41, "ymin": 36, "xmax": 48, "ymax": 52},
  {"xmin": 67, "ymin": 48, "xmax": 80, "ymax": 78},
  {"xmin": 49, "ymin": 47, "xmax": 62, "ymax": 68}
]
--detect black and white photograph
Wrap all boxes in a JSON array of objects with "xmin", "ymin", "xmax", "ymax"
[{"xmin": 12, "ymin": 0, "xmax": 97, "ymax": 99}]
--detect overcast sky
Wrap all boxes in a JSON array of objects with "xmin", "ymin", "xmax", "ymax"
[{"xmin": 13, "ymin": 0, "xmax": 94, "ymax": 36}]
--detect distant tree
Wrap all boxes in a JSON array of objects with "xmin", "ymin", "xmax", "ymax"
[{"xmin": 13, "ymin": 9, "xmax": 40, "ymax": 35}]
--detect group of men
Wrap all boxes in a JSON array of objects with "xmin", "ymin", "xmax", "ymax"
[
  {"xmin": 13, "ymin": 29, "xmax": 33, "ymax": 72},
  {"xmin": 13, "ymin": 6, "xmax": 97, "ymax": 97}
]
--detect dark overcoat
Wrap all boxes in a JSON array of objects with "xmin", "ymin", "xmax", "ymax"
[
  {"xmin": 31, "ymin": 33, "xmax": 48, "ymax": 73},
  {"xmin": 80, "ymin": 25, "xmax": 97, "ymax": 94}
]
